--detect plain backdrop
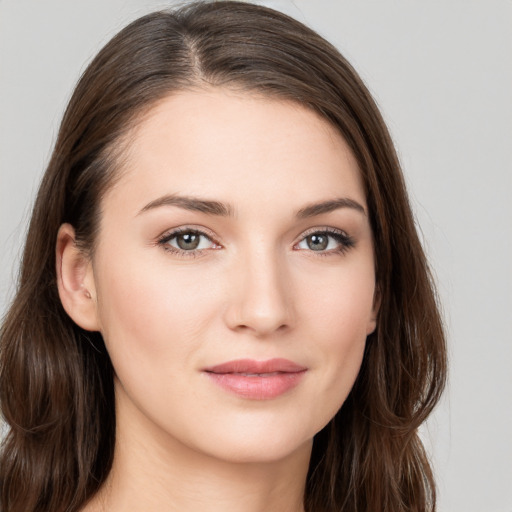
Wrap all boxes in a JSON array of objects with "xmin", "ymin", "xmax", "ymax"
[{"xmin": 0, "ymin": 1, "xmax": 511, "ymax": 511}]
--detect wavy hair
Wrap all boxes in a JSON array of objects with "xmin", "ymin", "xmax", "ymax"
[{"xmin": 0, "ymin": 2, "xmax": 446, "ymax": 511}]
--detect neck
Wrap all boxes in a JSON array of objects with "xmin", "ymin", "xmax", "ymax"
[{"xmin": 84, "ymin": 387, "xmax": 311, "ymax": 512}]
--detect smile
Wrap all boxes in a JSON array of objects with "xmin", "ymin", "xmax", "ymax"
[{"xmin": 203, "ymin": 358, "xmax": 307, "ymax": 400}]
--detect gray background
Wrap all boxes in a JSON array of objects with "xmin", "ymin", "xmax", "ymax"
[{"xmin": 1, "ymin": 1, "xmax": 511, "ymax": 510}]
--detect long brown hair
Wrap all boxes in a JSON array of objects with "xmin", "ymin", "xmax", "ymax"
[{"xmin": 0, "ymin": 2, "xmax": 446, "ymax": 511}]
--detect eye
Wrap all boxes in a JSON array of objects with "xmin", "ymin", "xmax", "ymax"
[
  {"xmin": 296, "ymin": 229, "xmax": 354, "ymax": 254},
  {"xmin": 158, "ymin": 228, "xmax": 219, "ymax": 255}
]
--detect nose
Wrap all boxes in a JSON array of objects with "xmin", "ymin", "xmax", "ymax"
[{"xmin": 223, "ymin": 249, "xmax": 295, "ymax": 337}]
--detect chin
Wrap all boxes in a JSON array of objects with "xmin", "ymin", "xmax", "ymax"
[
  {"xmin": 205, "ymin": 435, "xmax": 313, "ymax": 465},
  {"xmin": 180, "ymin": 414, "xmax": 319, "ymax": 465}
]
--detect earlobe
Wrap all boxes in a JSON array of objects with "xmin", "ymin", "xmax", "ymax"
[
  {"xmin": 56, "ymin": 223, "xmax": 100, "ymax": 332},
  {"xmin": 366, "ymin": 285, "xmax": 381, "ymax": 335}
]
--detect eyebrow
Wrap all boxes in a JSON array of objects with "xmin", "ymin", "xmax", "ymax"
[
  {"xmin": 138, "ymin": 194, "xmax": 233, "ymax": 217},
  {"xmin": 296, "ymin": 198, "xmax": 366, "ymax": 218},
  {"xmin": 138, "ymin": 194, "xmax": 366, "ymax": 218}
]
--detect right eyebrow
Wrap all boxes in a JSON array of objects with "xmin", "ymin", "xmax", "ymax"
[{"xmin": 137, "ymin": 194, "xmax": 234, "ymax": 217}]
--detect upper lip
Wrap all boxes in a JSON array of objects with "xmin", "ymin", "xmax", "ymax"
[{"xmin": 204, "ymin": 358, "xmax": 307, "ymax": 374}]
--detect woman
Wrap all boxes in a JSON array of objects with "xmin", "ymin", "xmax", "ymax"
[{"xmin": 0, "ymin": 2, "xmax": 446, "ymax": 511}]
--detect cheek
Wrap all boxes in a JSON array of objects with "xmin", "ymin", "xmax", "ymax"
[
  {"xmin": 295, "ymin": 261, "xmax": 374, "ymax": 417},
  {"xmin": 310, "ymin": 283, "xmax": 369, "ymax": 383},
  {"xmin": 93, "ymin": 252, "xmax": 218, "ymax": 373},
  {"xmin": 299, "ymin": 259, "xmax": 376, "ymax": 341}
]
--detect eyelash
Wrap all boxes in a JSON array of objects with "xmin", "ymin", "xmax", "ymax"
[
  {"xmin": 156, "ymin": 226, "xmax": 355, "ymax": 258},
  {"xmin": 296, "ymin": 227, "xmax": 355, "ymax": 256},
  {"xmin": 157, "ymin": 227, "xmax": 220, "ymax": 259}
]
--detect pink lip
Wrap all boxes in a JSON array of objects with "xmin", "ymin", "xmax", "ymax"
[{"xmin": 203, "ymin": 358, "xmax": 307, "ymax": 400}]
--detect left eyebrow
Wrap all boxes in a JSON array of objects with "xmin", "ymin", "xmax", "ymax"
[{"xmin": 296, "ymin": 198, "xmax": 367, "ymax": 218}]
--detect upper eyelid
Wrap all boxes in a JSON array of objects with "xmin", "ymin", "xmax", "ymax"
[
  {"xmin": 158, "ymin": 225, "xmax": 219, "ymax": 243},
  {"xmin": 158, "ymin": 224, "xmax": 349, "ymax": 240},
  {"xmin": 298, "ymin": 226, "xmax": 348, "ymax": 237}
]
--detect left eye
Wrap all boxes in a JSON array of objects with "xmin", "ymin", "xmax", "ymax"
[
  {"xmin": 164, "ymin": 230, "xmax": 215, "ymax": 251},
  {"xmin": 296, "ymin": 232, "xmax": 349, "ymax": 252}
]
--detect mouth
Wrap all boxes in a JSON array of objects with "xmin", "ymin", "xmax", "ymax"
[{"xmin": 203, "ymin": 358, "xmax": 307, "ymax": 400}]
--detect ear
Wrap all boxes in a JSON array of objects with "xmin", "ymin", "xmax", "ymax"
[
  {"xmin": 366, "ymin": 284, "xmax": 381, "ymax": 335},
  {"xmin": 56, "ymin": 223, "xmax": 100, "ymax": 331}
]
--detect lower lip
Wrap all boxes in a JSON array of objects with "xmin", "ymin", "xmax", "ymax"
[{"xmin": 205, "ymin": 371, "xmax": 306, "ymax": 400}]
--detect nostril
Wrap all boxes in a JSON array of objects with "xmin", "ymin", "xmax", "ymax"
[{"xmin": 222, "ymin": 259, "xmax": 295, "ymax": 335}]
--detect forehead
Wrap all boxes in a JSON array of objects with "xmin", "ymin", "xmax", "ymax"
[{"xmin": 106, "ymin": 88, "xmax": 366, "ymax": 215}]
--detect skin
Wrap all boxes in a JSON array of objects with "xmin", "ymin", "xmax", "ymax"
[{"xmin": 57, "ymin": 89, "xmax": 379, "ymax": 512}]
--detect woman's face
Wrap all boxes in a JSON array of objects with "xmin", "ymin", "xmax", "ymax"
[{"xmin": 87, "ymin": 89, "xmax": 378, "ymax": 463}]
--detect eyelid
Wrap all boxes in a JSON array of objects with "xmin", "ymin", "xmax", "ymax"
[
  {"xmin": 295, "ymin": 226, "xmax": 351, "ymax": 242},
  {"xmin": 156, "ymin": 225, "xmax": 223, "ymax": 257},
  {"xmin": 298, "ymin": 226, "xmax": 348, "ymax": 238},
  {"xmin": 157, "ymin": 224, "xmax": 220, "ymax": 243},
  {"xmin": 293, "ymin": 226, "xmax": 355, "ymax": 254}
]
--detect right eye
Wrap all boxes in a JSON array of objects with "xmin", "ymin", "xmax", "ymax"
[{"xmin": 158, "ymin": 228, "xmax": 220, "ymax": 256}]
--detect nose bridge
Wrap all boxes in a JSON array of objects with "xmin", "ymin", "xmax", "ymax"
[{"xmin": 226, "ymin": 241, "xmax": 294, "ymax": 336}]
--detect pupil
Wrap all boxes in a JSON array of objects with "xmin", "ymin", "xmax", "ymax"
[
  {"xmin": 177, "ymin": 233, "xmax": 200, "ymax": 250},
  {"xmin": 308, "ymin": 234, "xmax": 327, "ymax": 251}
]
